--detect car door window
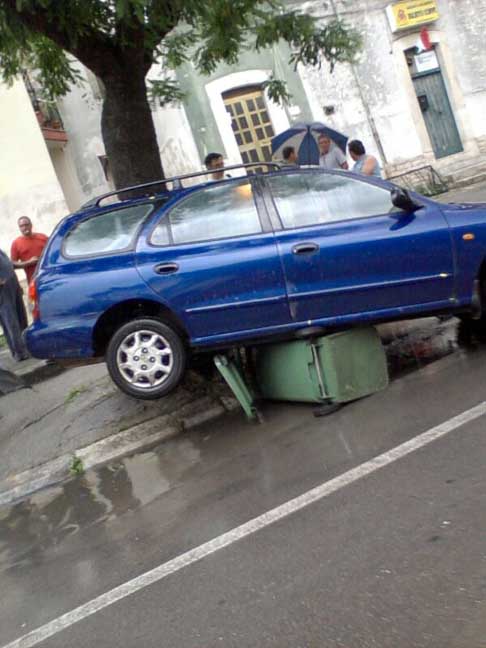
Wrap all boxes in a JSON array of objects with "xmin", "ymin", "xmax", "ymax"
[
  {"xmin": 64, "ymin": 203, "xmax": 153, "ymax": 257},
  {"xmin": 267, "ymin": 173, "xmax": 394, "ymax": 229},
  {"xmin": 151, "ymin": 181, "xmax": 262, "ymax": 246}
]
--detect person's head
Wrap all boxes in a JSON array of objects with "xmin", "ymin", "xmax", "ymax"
[
  {"xmin": 348, "ymin": 139, "xmax": 366, "ymax": 161},
  {"xmin": 18, "ymin": 216, "xmax": 32, "ymax": 237},
  {"xmin": 318, "ymin": 135, "xmax": 332, "ymax": 155},
  {"xmin": 204, "ymin": 152, "xmax": 225, "ymax": 179},
  {"xmin": 282, "ymin": 146, "xmax": 298, "ymax": 164}
]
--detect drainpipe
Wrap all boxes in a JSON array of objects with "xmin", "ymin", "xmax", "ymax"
[{"xmin": 328, "ymin": 0, "xmax": 388, "ymax": 166}]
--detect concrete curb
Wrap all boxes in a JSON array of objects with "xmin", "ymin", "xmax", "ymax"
[
  {"xmin": 17, "ymin": 360, "xmax": 66, "ymax": 385},
  {"xmin": 0, "ymin": 396, "xmax": 238, "ymax": 507},
  {"xmin": 0, "ymin": 350, "xmax": 66, "ymax": 387}
]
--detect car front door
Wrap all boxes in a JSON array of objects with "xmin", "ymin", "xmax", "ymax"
[
  {"xmin": 262, "ymin": 170, "xmax": 455, "ymax": 324},
  {"xmin": 135, "ymin": 178, "xmax": 290, "ymax": 344}
]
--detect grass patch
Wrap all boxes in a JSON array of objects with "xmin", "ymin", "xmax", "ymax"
[
  {"xmin": 0, "ymin": 335, "xmax": 6, "ymax": 349},
  {"xmin": 64, "ymin": 385, "xmax": 87, "ymax": 404},
  {"xmin": 70, "ymin": 455, "xmax": 84, "ymax": 476}
]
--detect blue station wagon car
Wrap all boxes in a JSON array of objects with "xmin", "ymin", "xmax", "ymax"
[{"xmin": 25, "ymin": 165, "xmax": 486, "ymax": 399}]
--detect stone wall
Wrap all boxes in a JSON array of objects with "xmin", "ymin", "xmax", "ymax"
[{"xmin": 292, "ymin": 0, "xmax": 486, "ymax": 177}]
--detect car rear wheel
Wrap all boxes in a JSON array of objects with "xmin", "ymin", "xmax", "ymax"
[{"xmin": 106, "ymin": 318, "xmax": 186, "ymax": 399}]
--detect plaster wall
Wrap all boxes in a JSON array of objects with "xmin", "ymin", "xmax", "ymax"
[
  {"xmin": 0, "ymin": 79, "xmax": 67, "ymax": 254},
  {"xmin": 154, "ymin": 102, "xmax": 202, "ymax": 178},
  {"xmin": 56, "ymin": 65, "xmax": 111, "ymax": 203}
]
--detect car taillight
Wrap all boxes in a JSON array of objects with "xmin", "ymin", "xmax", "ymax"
[{"xmin": 28, "ymin": 280, "xmax": 40, "ymax": 321}]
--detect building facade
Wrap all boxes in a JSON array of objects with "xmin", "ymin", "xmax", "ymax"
[
  {"xmin": 294, "ymin": 0, "xmax": 486, "ymax": 183},
  {"xmin": 2, "ymin": 0, "xmax": 486, "ymax": 254}
]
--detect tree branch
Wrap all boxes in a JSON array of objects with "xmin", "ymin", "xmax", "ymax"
[
  {"xmin": 2, "ymin": 0, "xmax": 120, "ymax": 78},
  {"xmin": 147, "ymin": 0, "xmax": 183, "ymax": 35},
  {"xmin": 143, "ymin": 0, "xmax": 184, "ymax": 70}
]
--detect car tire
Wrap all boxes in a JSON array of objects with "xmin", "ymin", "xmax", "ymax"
[
  {"xmin": 458, "ymin": 278, "xmax": 486, "ymax": 323},
  {"xmin": 106, "ymin": 318, "xmax": 186, "ymax": 400}
]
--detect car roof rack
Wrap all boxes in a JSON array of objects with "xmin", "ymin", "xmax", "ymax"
[{"xmin": 82, "ymin": 162, "xmax": 282, "ymax": 208}]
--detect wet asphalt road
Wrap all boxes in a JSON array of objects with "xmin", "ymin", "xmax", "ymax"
[{"xmin": 1, "ymin": 320, "xmax": 486, "ymax": 648}]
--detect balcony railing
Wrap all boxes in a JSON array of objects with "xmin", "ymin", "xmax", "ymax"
[
  {"xmin": 22, "ymin": 71, "xmax": 68, "ymax": 143},
  {"xmin": 35, "ymin": 107, "xmax": 68, "ymax": 143}
]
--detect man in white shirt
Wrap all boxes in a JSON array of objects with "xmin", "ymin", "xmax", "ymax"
[
  {"xmin": 318, "ymin": 135, "xmax": 349, "ymax": 170},
  {"xmin": 205, "ymin": 152, "xmax": 232, "ymax": 181}
]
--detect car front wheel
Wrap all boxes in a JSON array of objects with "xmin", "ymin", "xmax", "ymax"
[{"xmin": 106, "ymin": 318, "xmax": 186, "ymax": 399}]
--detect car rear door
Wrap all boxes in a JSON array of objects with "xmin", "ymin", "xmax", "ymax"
[
  {"xmin": 135, "ymin": 178, "xmax": 290, "ymax": 344},
  {"xmin": 262, "ymin": 170, "xmax": 455, "ymax": 324}
]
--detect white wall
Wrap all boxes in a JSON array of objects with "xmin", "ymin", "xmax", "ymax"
[
  {"xmin": 148, "ymin": 64, "xmax": 202, "ymax": 178},
  {"xmin": 49, "ymin": 144, "xmax": 85, "ymax": 212},
  {"xmin": 153, "ymin": 104, "xmax": 202, "ymax": 177},
  {"xmin": 0, "ymin": 79, "xmax": 68, "ymax": 255},
  {"xmin": 56, "ymin": 64, "xmax": 111, "ymax": 203}
]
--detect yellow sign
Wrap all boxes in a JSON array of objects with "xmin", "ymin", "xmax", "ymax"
[{"xmin": 386, "ymin": 0, "xmax": 439, "ymax": 31}]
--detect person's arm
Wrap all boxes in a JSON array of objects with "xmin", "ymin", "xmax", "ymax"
[
  {"xmin": 11, "ymin": 242, "xmax": 40, "ymax": 268},
  {"xmin": 11, "ymin": 257, "xmax": 39, "ymax": 269},
  {"xmin": 336, "ymin": 148, "xmax": 349, "ymax": 170},
  {"xmin": 362, "ymin": 155, "xmax": 378, "ymax": 176}
]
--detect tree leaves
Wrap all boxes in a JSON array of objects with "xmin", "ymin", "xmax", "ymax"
[
  {"xmin": 262, "ymin": 77, "xmax": 292, "ymax": 106},
  {"xmin": 147, "ymin": 78, "xmax": 186, "ymax": 107},
  {"xmin": 289, "ymin": 19, "xmax": 363, "ymax": 72},
  {"xmin": 0, "ymin": 5, "xmax": 80, "ymax": 98},
  {"xmin": 0, "ymin": 1, "xmax": 363, "ymax": 103}
]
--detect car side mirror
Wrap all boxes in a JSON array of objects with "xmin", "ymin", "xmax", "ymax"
[{"xmin": 391, "ymin": 187, "xmax": 421, "ymax": 212}]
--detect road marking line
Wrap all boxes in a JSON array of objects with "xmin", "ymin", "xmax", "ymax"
[{"xmin": 4, "ymin": 400, "xmax": 486, "ymax": 648}]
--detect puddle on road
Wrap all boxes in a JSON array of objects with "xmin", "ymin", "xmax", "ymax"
[
  {"xmin": 0, "ymin": 438, "xmax": 202, "ymax": 571},
  {"xmin": 0, "ymin": 317, "xmax": 481, "ymax": 571}
]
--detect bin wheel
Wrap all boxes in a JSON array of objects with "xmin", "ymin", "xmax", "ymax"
[{"xmin": 313, "ymin": 402, "xmax": 341, "ymax": 417}]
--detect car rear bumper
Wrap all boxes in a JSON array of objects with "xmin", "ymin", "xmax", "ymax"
[{"xmin": 25, "ymin": 320, "xmax": 96, "ymax": 359}]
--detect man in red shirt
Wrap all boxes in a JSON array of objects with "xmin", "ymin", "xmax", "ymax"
[{"xmin": 10, "ymin": 216, "xmax": 48, "ymax": 284}]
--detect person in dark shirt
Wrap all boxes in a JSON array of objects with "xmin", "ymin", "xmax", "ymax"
[
  {"xmin": 0, "ymin": 249, "xmax": 29, "ymax": 361},
  {"xmin": 282, "ymin": 146, "xmax": 299, "ymax": 166}
]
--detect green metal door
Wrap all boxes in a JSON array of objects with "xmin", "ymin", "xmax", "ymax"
[{"xmin": 413, "ymin": 71, "xmax": 463, "ymax": 158}]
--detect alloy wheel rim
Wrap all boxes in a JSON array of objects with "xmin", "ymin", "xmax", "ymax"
[{"xmin": 116, "ymin": 329, "xmax": 174, "ymax": 389}]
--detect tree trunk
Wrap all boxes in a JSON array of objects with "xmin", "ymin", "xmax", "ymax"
[{"xmin": 101, "ymin": 67, "xmax": 164, "ymax": 190}]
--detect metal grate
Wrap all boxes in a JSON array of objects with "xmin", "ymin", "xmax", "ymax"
[{"xmin": 388, "ymin": 165, "xmax": 448, "ymax": 196}]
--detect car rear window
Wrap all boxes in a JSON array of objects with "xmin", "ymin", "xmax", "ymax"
[{"xmin": 63, "ymin": 204, "xmax": 154, "ymax": 258}]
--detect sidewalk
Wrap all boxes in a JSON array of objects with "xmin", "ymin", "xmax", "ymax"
[
  {"xmin": 435, "ymin": 179, "xmax": 486, "ymax": 204},
  {"xmin": 0, "ymin": 356, "xmax": 237, "ymax": 504}
]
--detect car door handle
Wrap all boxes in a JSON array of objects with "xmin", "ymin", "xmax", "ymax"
[
  {"xmin": 154, "ymin": 262, "xmax": 179, "ymax": 275},
  {"xmin": 292, "ymin": 242, "xmax": 319, "ymax": 255}
]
